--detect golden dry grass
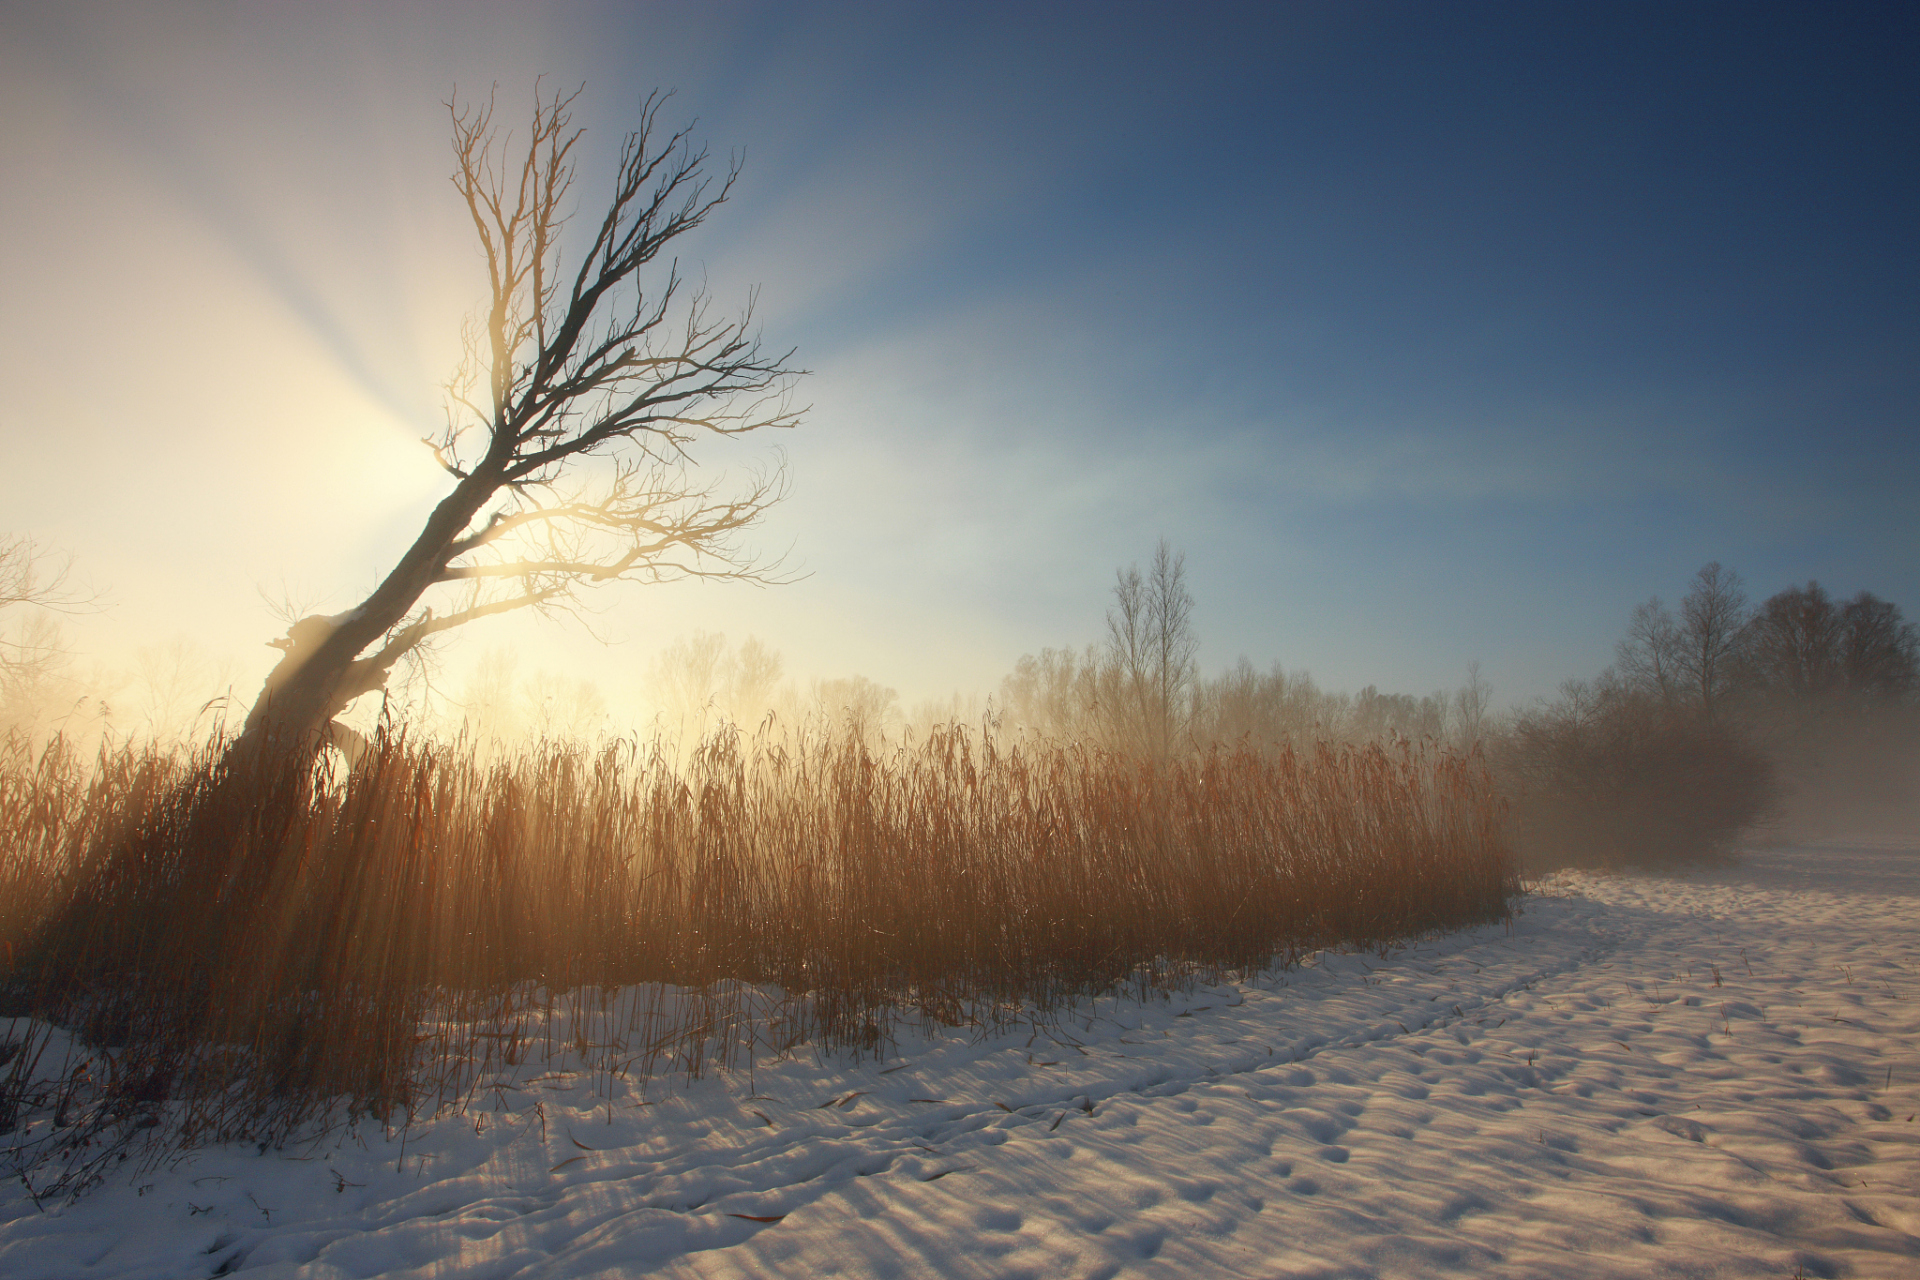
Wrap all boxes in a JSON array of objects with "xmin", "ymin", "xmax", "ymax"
[{"xmin": 0, "ymin": 722, "xmax": 1514, "ymax": 1186}]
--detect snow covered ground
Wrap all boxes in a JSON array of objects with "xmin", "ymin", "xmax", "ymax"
[{"xmin": 4, "ymin": 842, "xmax": 1917, "ymax": 1278}]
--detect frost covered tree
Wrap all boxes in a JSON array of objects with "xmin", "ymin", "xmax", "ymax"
[
  {"xmin": 0, "ymin": 535, "xmax": 100, "ymax": 736},
  {"xmin": 647, "ymin": 632, "xmax": 788, "ymax": 745},
  {"xmin": 813, "ymin": 674, "xmax": 899, "ymax": 745},
  {"xmin": 241, "ymin": 86, "xmax": 803, "ymax": 755},
  {"xmin": 1674, "ymin": 562, "xmax": 1749, "ymax": 722},
  {"xmin": 1616, "ymin": 562, "xmax": 1750, "ymax": 721},
  {"xmin": 1, "ymin": 536, "xmax": 84, "ymax": 687},
  {"xmin": 1837, "ymin": 593, "xmax": 1920, "ymax": 697},
  {"xmin": 1614, "ymin": 598, "xmax": 1682, "ymax": 707},
  {"xmin": 1738, "ymin": 581, "xmax": 1919, "ymax": 704},
  {"xmin": 1105, "ymin": 539, "xmax": 1198, "ymax": 759},
  {"xmin": 1451, "ymin": 660, "xmax": 1493, "ymax": 747}
]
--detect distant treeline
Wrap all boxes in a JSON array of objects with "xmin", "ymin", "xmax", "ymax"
[
  {"xmin": 7, "ymin": 527, "xmax": 1911, "ymax": 871},
  {"xmin": 1495, "ymin": 566, "xmax": 1917, "ymax": 869},
  {"xmin": 997, "ymin": 540, "xmax": 1490, "ymax": 758},
  {"xmin": 999, "ymin": 548, "xmax": 1917, "ymax": 870},
  {"xmin": 1003, "ymin": 648, "xmax": 1487, "ymax": 754}
]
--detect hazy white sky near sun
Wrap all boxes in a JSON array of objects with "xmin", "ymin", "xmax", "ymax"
[{"xmin": 2, "ymin": 1, "xmax": 1916, "ymax": 726}]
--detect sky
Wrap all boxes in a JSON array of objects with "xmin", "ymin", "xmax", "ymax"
[{"xmin": 1, "ymin": 0, "xmax": 1916, "ymax": 727}]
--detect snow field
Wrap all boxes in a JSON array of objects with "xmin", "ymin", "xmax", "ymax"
[{"xmin": 2, "ymin": 844, "xmax": 1916, "ymax": 1278}]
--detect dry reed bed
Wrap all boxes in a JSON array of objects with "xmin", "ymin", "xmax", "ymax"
[{"xmin": 0, "ymin": 725, "xmax": 1514, "ymax": 1190}]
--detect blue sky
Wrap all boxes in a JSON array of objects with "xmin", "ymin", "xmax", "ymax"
[{"xmin": 1, "ymin": 1, "xmax": 1915, "ymax": 717}]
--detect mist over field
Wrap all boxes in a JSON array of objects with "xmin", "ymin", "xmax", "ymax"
[{"xmin": 2, "ymin": 3, "xmax": 1919, "ymax": 1275}]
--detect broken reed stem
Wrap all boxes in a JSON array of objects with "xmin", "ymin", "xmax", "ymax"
[{"xmin": 0, "ymin": 722, "xmax": 1516, "ymax": 1176}]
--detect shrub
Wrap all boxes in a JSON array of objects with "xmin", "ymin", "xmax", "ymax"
[{"xmin": 1493, "ymin": 682, "xmax": 1775, "ymax": 871}]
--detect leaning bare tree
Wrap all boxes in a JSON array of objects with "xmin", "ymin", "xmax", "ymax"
[{"xmin": 240, "ymin": 86, "xmax": 803, "ymax": 754}]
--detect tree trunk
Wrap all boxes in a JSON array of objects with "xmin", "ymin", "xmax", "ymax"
[{"xmin": 238, "ymin": 472, "xmax": 500, "ymax": 754}]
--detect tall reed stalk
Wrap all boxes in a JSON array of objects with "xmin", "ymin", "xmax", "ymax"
[{"xmin": 0, "ymin": 722, "xmax": 1514, "ymax": 1191}]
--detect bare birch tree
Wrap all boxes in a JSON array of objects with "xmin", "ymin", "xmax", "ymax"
[
  {"xmin": 1105, "ymin": 562, "xmax": 1151, "ymax": 751},
  {"xmin": 1450, "ymin": 660, "xmax": 1492, "ymax": 747},
  {"xmin": 1737, "ymin": 581, "xmax": 1845, "ymax": 701},
  {"xmin": 1104, "ymin": 539, "xmax": 1197, "ymax": 758},
  {"xmin": 241, "ymin": 86, "xmax": 803, "ymax": 753},
  {"xmin": 1145, "ymin": 539, "xmax": 1198, "ymax": 757},
  {"xmin": 1615, "ymin": 597, "xmax": 1682, "ymax": 708},
  {"xmin": 1, "ymin": 535, "xmax": 102, "ymax": 735},
  {"xmin": 1, "ymin": 536, "xmax": 89, "ymax": 684},
  {"xmin": 1740, "ymin": 581, "xmax": 1918, "ymax": 704},
  {"xmin": 1673, "ymin": 561, "xmax": 1748, "ymax": 722},
  {"xmin": 1615, "ymin": 563, "xmax": 1750, "ymax": 722}
]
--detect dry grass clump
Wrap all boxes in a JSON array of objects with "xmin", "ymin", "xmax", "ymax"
[{"xmin": 0, "ymin": 723, "xmax": 1513, "ymax": 1194}]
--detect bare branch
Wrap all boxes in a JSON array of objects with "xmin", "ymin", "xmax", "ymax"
[
  {"xmin": 0, "ymin": 535, "xmax": 94, "ymax": 616},
  {"xmin": 241, "ymin": 85, "xmax": 804, "ymax": 747},
  {"xmin": 417, "ymin": 589, "xmax": 567, "ymax": 637}
]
